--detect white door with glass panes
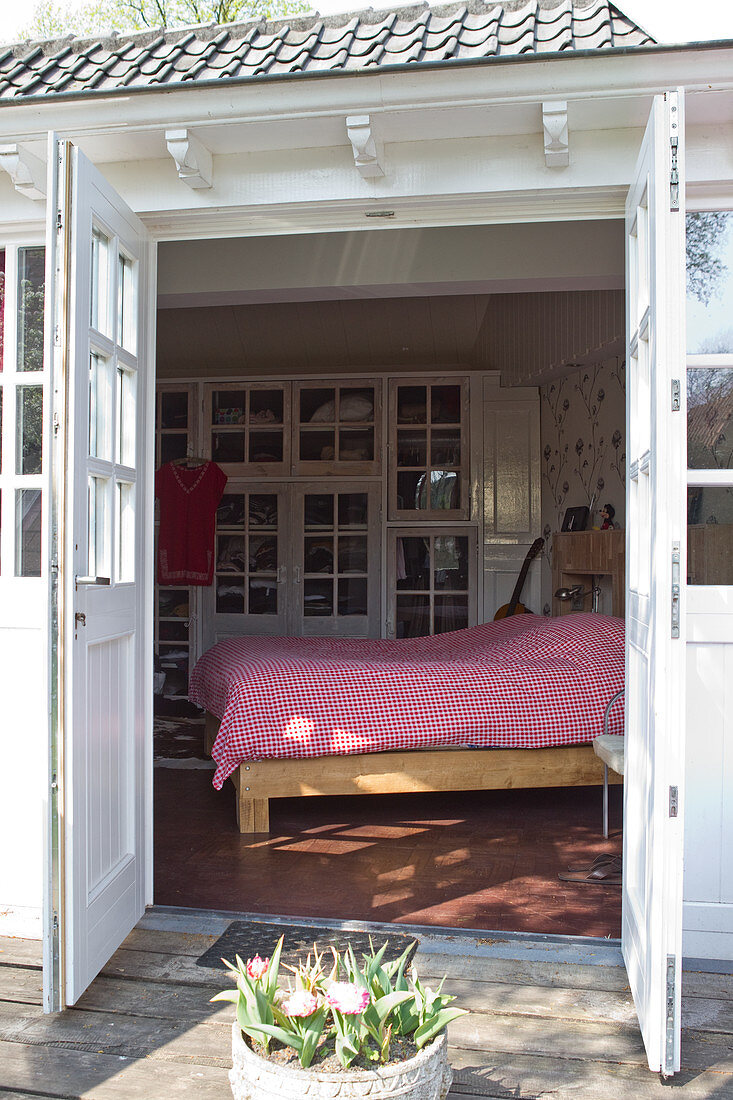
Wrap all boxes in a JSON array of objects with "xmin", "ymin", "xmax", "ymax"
[
  {"xmin": 387, "ymin": 529, "xmax": 477, "ymax": 639},
  {"xmin": 46, "ymin": 140, "xmax": 153, "ymax": 1007},
  {"xmin": 622, "ymin": 91, "xmax": 687, "ymax": 1076}
]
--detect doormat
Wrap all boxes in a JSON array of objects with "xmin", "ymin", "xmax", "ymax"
[{"xmin": 196, "ymin": 921, "xmax": 418, "ymax": 972}]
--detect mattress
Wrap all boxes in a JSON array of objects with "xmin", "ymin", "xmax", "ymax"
[{"xmin": 189, "ymin": 613, "xmax": 625, "ymax": 790}]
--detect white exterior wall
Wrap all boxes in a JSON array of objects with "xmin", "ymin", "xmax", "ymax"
[{"xmin": 0, "ymin": 44, "xmax": 730, "ymax": 956}]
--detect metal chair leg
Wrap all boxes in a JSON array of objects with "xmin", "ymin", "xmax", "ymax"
[{"xmin": 603, "ymin": 763, "xmax": 609, "ymax": 839}]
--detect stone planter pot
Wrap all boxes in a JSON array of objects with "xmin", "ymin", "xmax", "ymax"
[{"xmin": 229, "ymin": 1023, "xmax": 453, "ymax": 1100}]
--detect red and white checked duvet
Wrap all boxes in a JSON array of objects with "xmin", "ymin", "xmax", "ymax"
[{"xmin": 189, "ymin": 613, "xmax": 625, "ymax": 790}]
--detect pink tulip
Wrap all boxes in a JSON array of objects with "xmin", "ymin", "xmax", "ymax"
[
  {"xmin": 282, "ymin": 989, "xmax": 319, "ymax": 1017},
  {"xmin": 325, "ymin": 982, "xmax": 370, "ymax": 1015},
  {"xmin": 246, "ymin": 955, "xmax": 269, "ymax": 981}
]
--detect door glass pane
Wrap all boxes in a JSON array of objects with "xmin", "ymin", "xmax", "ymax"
[
  {"xmin": 687, "ymin": 487, "xmax": 733, "ymax": 584},
  {"xmin": 88, "ymin": 475, "xmax": 110, "ymax": 578},
  {"xmin": 249, "ymin": 579, "xmax": 277, "ymax": 614},
  {"xmin": 117, "ymin": 367, "xmax": 136, "ymax": 466},
  {"xmin": 15, "ymin": 488, "xmax": 41, "ymax": 576},
  {"xmin": 16, "ymin": 386, "xmax": 43, "ymax": 474},
  {"xmin": 90, "ymin": 228, "xmax": 111, "ymax": 337},
  {"xmin": 686, "ymin": 212, "xmax": 733, "ymax": 354},
  {"xmin": 117, "ymin": 481, "xmax": 135, "ymax": 582},
  {"xmin": 687, "ymin": 368, "xmax": 733, "ymax": 470},
  {"xmin": 396, "ymin": 594, "xmax": 430, "ymax": 637},
  {"xmin": 216, "ymin": 579, "xmax": 244, "ymax": 613},
  {"xmin": 396, "ymin": 537, "xmax": 429, "ymax": 590},
  {"xmin": 434, "ymin": 595, "xmax": 469, "ymax": 634},
  {"xmin": 89, "ymin": 353, "xmax": 112, "ymax": 461},
  {"xmin": 338, "ymin": 535, "xmax": 367, "ymax": 573},
  {"xmin": 17, "ymin": 247, "xmax": 44, "ymax": 372},
  {"xmin": 117, "ymin": 252, "xmax": 136, "ymax": 353},
  {"xmin": 338, "ymin": 578, "xmax": 367, "ymax": 616}
]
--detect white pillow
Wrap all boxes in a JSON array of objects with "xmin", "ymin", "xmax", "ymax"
[{"xmin": 310, "ymin": 394, "xmax": 373, "ymax": 422}]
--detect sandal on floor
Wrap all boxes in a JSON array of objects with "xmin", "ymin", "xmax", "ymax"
[
  {"xmin": 567, "ymin": 854, "xmax": 622, "ymax": 873},
  {"xmin": 558, "ymin": 865, "xmax": 622, "ymax": 885}
]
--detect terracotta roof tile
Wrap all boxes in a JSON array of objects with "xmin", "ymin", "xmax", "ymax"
[{"xmin": 0, "ymin": 0, "xmax": 654, "ymax": 100}]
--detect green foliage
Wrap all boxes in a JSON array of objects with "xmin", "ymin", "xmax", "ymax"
[{"xmin": 20, "ymin": 0, "xmax": 308, "ymax": 40}]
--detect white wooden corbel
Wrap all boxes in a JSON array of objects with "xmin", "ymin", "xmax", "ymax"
[
  {"xmin": 542, "ymin": 101, "xmax": 569, "ymax": 168},
  {"xmin": 165, "ymin": 129, "xmax": 213, "ymax": 190},
  {"xmin": 0, "ymin": 143, "xmax": 46, "ymax": 201},
  {"xmin": 345, "ymin": 115, "xmax": 384, "ymax": 179}
]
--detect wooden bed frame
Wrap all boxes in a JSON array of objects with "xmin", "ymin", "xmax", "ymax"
[{"xmin": 204, "ymin": 712, "xmax": 621, "ymax": 834}]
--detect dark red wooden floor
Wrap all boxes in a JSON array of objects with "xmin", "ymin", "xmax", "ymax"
[{"xmin": 154, "ymin": 769, "xmax": 622, "ymax": 937}]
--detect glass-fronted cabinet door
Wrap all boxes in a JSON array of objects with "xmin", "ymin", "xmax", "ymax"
[
  {"xmin": 387, "ymin": 528, "xmax": 477, "ymax": 638},
  {"xmin": 155, "ymin": 384, "xmax": 197, "ymax": 705},
  {"xmin": 388, "ymin": 377, "xmax": 470, "ymax": 521},
  {"xmin": 294, "ymin": 483, "xmax": 381, "ymax": 637},
  {"xmin": 293, "ymin": 380, "xmax": 381, "ymax": 476},
  {"xmin": 205, "ymin": 382, "xmax": 291, "ymax": 477},
  {"xmin": 204, "ymin": 484, "xmax": 290, "ymax": 648}
]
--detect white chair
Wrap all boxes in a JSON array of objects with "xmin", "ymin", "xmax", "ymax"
[{"xmin": 593, "ymin": 688, "xmax": 625, "ymax": 838}]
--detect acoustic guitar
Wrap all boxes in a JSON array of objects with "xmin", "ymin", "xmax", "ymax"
[{"xmin": 493, "ymin": 537, "xmax": 545, "ymax": 620}]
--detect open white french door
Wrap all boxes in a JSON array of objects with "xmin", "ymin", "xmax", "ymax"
[
  {"xmin": 45, "ymin": 137, "xmax": 154, "ymax": 1008},
  {"xmin": 623, "ymin": 92, "xmax": 687, "ymax": 1075}
]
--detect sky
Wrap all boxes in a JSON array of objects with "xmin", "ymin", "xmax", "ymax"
[{"xmin": 1, "ymin": 0, "xmax": 732, "ymax": 43}]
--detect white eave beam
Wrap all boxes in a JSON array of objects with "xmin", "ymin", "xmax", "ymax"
[
  {"xmin": 346, "ymin": 115, "xmax": 384, "ymax": 178},
  {"xmin": 0, "ymin": 143, "xmax": 46, "ymax": 201},
  {"xmin": 542, "ymin": 101, "xmax": 569, "ymax": 168},
  {"xmin": 165, "ymin": 128, "xmax": 213, "ymax": 189}
]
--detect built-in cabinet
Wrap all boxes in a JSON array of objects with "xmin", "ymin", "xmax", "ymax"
[{"xmin": 154, "ymin": 372, "xmax": 539, "ymax": 679}]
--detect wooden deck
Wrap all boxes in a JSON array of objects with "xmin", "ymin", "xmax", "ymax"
[{"xmin": 1, "ymin": 909, "xmax": 732, "ymax": 1099}]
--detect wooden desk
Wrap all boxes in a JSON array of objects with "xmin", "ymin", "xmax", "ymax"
[{"xmin": 552, "ymin": 530, "xmax": 625, "ymax": 618}]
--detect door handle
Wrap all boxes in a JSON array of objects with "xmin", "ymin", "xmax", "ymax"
[{"xmin": 75, "ymin": 612, "xmax": 86, "ymax": 627}]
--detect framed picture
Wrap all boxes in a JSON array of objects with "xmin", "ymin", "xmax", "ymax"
[{"xmin": 561, "ymin": 505, "xmax": 589, "ymax": 532}]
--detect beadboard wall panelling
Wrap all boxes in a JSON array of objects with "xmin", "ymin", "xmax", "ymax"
[
  {"xmin": 473, "ymin": 290, "xmax": 625, "ymax": 386},
  {"xmin": 539, "ymin": 358, "xmax": 626, "ymax": 613}
]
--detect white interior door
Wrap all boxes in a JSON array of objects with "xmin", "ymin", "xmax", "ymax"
[
  {"xmin": 623, "ymin": 92, "xmax": 687, "ymax": 1075},
  {"xmin": 46, "ymin": 138, "xmax": 153, "ymax": 1006}
]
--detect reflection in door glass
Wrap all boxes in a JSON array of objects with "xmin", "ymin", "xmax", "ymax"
[
  {"xmin": 686, "ymin": 212, "xmax": 733, "ymax": 354},
  {"xmin": 17, "ymin": 247, "xmax": 45, "ymax": 372},
  {"xmin": 687, "ymin": 369, "xmax": 733, "ymax": 470},
  {"xmin": 15, "ymin": 488, "xmax": 41, "ymax": 576},
  {"xmin": 16, "ymin": 386, "xmax": 43, "ymax": 474},
  {"xmin": 687, "ymin": 487, "xmax": 733, "ymax": 585}
]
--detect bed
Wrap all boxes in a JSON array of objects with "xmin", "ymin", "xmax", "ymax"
[{"xmin": 189, "ymin": 613, "xmax": 625, "ymax": 833}]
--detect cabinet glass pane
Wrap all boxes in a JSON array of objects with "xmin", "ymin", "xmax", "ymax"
[
  {"xmin": 431, "ymin": 385, "xmax": 461, "ymax": 423},
  {"xmin": 212, "ymin": 430, "xmax": 246, "ymax": 463},
  {"xmin": 338, "ymin": 493, "xmax": 368, "ymax": 527},
  {"xmin": 249, "ymin": 430, "xmax": 283, "ymax": 464},
  {"xmin": 161, "ymin": 435, "xmax": 187, "ymax": 464},
  {"xmin": 300, "ymin": 430, "xmax": 334, "ymax": 462},
  {"xmin": 17, "ymin": 247, "xmax": 45, "ymax": 372},
  {"xmin": 218, "ymin": 494, "xmax": 246, "ymax": 528},
  {"xmin": 250, "ymin": 535, "xmax": 277, "ymax": 572},
  {"xmin": 434, "ymin": 595, "xmax": 469, "ymax": 633},
  {"xmin": 397, "ymin": 386, "xmax": 426, "ymax": 424},
  {"xmin": 396, "ymin": 537, "xmax": 429, "ymax": 589},
  {"xmin": 688, "ymin": 369, "xmax": 733, "ymax": 470},
  {"xmin": 159, "ymin": 620, "xmax": 189, "ymax": 641},
  {"xmin": 249, "ymin": 494, "xmax": 277, "ymax": 527},
  {"xmin": 16, "ymin": 386, "xmax": 43, "ymax": 474},
  {"xmin": 338, "ymin": 428, "xmax": 373, "ymax": 461},
  {"xmin": 301, "ymin": 388, "xmax": 335, "ymax": 422},
  {"xmin": 90, "ymin": 229, "xmax": 111, "ymax": 338},
  {"xmin": 304, "ymin": 579, "xmax": 333, "ymax": 616},
  {"xmin": 338, "ymin": 578, "xmax": 367, "ymax": 616},
  {"xmin": 250, "ymin": 389, "xmax": 283, "ymax": 424},
  {"xmin": 158, "ymin": 646, "xmax": 189, "ymax": 697},
  {"xmin": 212, "ymin": 391, "xmax": 246, "ymax": 424},
  {"xmin": 160, "ymin": 392, "xmax": 188, "ymax": 429},
  {"xmin": 396, "ymin": 471, "xmax": 425, "ymax": 512},
  {"xmin": 687, "ymin": 487, "xmax": 733, "ymax": 584},
  {"xmin": 305, "ymin": 494, "xmax": 334, "ymax": 529},
  {"xmin": 433, "ymin": 536, "xmax": 469, "ymax": 590},
  {"xmin": 15, "ymin": 488, "xmax": 41, "ymax": 576},
  {"xmin": 422, "ymin": 470, "xmax": 460, "ymax": 511},
  {"xmin": 431, "ymin": 430, "xmax": 461, "ymax": 467},
  {"xmin": 304, "ymin": 536, "xmax": 334, "ymax": 573},
  {"xmin": 340, "ymin": 387, "xmax": 374, "ymax": 422},
  {"xmin": 338, "ymin": 535, "xmax": 367, "ymax": 573},
  {"xmin": 686, "ymin": 212, "xmax": 733, "ymax": 354},
  {"xmin": 217, "ymin": 535, "xmax": 246, "ymax": 572},
  {"xmin": 249, "ymin": 579, "xmax": 277, "ymax": 614},
  {"xmin": 396, "ymin": 595, "xmax": 430, "ymax": 637},
  {"xmin": 216, "ymin": 579, "xmax": 244, "ymax": 613},
  {"xmin": 158, "ymin": 588, "xmax": 189, "ymax": 617},
  {"xmin": 397, "ymin": 429, "xmax": 427, "ymax": 467}
]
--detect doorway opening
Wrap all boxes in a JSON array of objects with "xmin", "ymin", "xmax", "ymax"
[{"xmin": 150, "ymin": 219, "xmax": 627, "ymax": 938}]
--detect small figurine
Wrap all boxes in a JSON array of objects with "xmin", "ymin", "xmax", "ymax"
[{"xmin": 600, "ymin": 503, "xmax": 615, "ymax": 530}]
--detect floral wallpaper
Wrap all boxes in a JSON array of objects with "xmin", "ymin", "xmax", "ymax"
[{"xmin": 539, "ymin": 357, "xmax": 626, "ymax": 613}]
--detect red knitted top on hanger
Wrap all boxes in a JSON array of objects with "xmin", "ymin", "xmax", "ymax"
[{"xmin": 155, "ymin": 461, "xmax": 227, "ymax": 585}]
